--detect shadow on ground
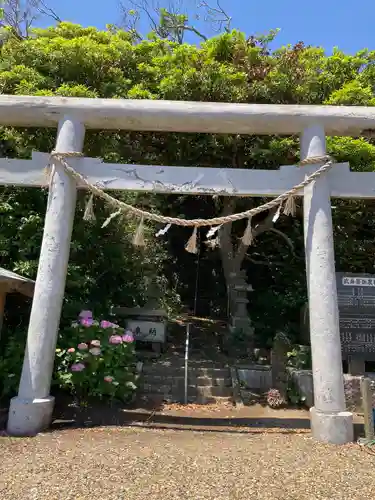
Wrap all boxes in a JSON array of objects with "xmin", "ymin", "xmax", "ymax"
[
  {"xmin": 51, "ymin": 411, "xmax": 311, "ymax": 434},
  {"xmin": 1, "ymin": 391, "xmax": 365, "ymax": 440},
  {"xmin": 48, "ymin": 399, "xmax": 365, "ymax": 439},
  {"xmin": 0, "ymin": 403, "xmax": 365, "ymax": 439}
]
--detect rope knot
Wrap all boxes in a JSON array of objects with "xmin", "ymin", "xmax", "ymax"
[
  {"xmin": 45, "ymin": 150, "xmax": 86, "ymax": 191},
  {"xmin": 50, "ymin": 150, "xmax": 85, "ymax": 160},
  {"xmin": 299, "ymin": 155, "xmax": 332, "ymax": 166}
]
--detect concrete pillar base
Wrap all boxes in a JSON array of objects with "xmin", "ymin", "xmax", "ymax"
[
  {"xmin": 310, "ymin": 407, "xmax": 354, "ymax": 445},
  {"xmin": 7, "ymin": 396, "xmax": 55, "ymax": 436}
]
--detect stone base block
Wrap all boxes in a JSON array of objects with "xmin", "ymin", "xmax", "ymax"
[
  {"xmin": 7, "ymin": 396, "xmax": 55, "ymax": 436},
  {"xmin": 310, "ymin": 406, "xmax": 354, "ymax": 445}
]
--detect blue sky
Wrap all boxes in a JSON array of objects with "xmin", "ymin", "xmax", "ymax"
[{"xmin": 42, "ymin": 0, "xmax": 374, "ymax": 54}]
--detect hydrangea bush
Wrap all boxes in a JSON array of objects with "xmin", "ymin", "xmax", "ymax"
[{"xmin": 54, "ymin": 310, "xmax": 137, "ymax": 402}]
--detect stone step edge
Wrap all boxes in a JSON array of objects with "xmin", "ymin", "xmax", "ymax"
[
  {"xmin": 142, "ymin": 386, "xmax": 233, "ymax": 396},
  {"xmin": 142, "ymin": 370, "xmax": 231, "ymax": 377},
  {"xmin": 142, "ymin": 366, "xmax": 231, "ymax": 371},
  {"xmin": 142, "ymin": 376, "xmax": 231, "ymax": 385},
  {"xmin": 144, "ymin": 395, "xmax": 234, "ymax": 404},
  {"xmin": 142, "ymin": 382, "xmax": 232, "ymax": 388}
]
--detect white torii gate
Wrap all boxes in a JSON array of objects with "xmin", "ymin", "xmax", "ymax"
[{"xmin": 3, "ymin": 95, "xmax": 375, "ymax": 444}]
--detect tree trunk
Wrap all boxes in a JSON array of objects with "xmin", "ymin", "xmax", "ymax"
[
  {"xmin": 218, "ymin": 199, "xmax": 279, "ymax": 316},
  {"xmin": 218, "ymin": 198, "xmax": 240, "ymax": 315}
]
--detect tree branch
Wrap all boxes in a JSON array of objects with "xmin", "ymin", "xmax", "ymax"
[
  {"xmin": 233, "ymin": 206, "xmax": 278, "ymax": 270},
  {"xmin": 1, "ymin": 0, "xmax": 61, "ymax": 38},
  {"xmin": 244, "ymin": 255, "xmax": 287, "ymax": 266},
  {"xmin": 165, "ymin": 23, "xmax": 207, "ymax": 41},
  {"xmin": 268, "ymin": 227, "xmax": 295, "ymax": 255},
  {"xmin": 219, "ymin": 197, "xmax": 236, "ymax": 262},
  {"xmin": 120, "ymin": 0, "xmax": 205, "ymax": 43},
  {"xmin": 120, "ymin": 0, "xmax": 158, "ymax": 35},
  {"xmin": 243, "ymin": 220, "xmax": 302, "ymax": 267},
  {"xmin": 198, "ymin": 0, "xmax": 232, "ymax": 33}
]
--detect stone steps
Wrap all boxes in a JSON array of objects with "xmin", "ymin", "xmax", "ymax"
[
  {"xmin": 142, "ymin": 375, "xmax": 231, "ymax": 387},
  {"xmin": 143, "ymin": 383, "xmax": 232, "ymax": 397},
  {"xmin": 196, "ymin": 376, "xmax": 231, "ymax": 387},
  {"xmin": 196, "ymin": 386, "xmax": 233, "ymax": 398},
  {"xmin": 140, "ymin": 362, "xmax": 233, "ymax": 404},
  {"xmin": 142, "ymin": 366, "xmax": 230, "ymax": 378},
  {"xmin": 195, "ymin": 395, "xmax": 233, "ymax": 405}
]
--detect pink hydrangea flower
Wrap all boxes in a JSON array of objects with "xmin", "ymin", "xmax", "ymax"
[
  {"xmin": 67, "ymin": 347, "xmax": 75, "ymax": 353},
  {"xmin": 100, "ymin": 320, "xmax": 118, "ymax": 329},
  {"xmin": 77, "ymin": 343, "xmax": 88, "ymax": 350},
  {"xmin": 104, "ymin": 376, "xmax": 114, "ymax": 383},
  {"xmin": 71, "ymin": 363, "xmax": 85, "ymax": 372},
  {"xmin": 100, "ymin": 320, "xmax": 111, "ymax": 329},
  {"xmin": 91, "ymin": 339, "xmax": 101, "ymax": 347},
  {"xmin": 89, "ymin": 347, "xmax": 101, "ymax": 356},
  {"xmin": 122, "ymin": 333, "xmax": 134, "ymax": 343},
  {"xmin": 80, "ymin": 318, "xmax": 94, "ymax": 327},
  {"xmin": 79, "ymin": 310, "xmax": 93, "ymax": 319},
  {"xmin": 109, "ymin": 335, "xmax": 123, "ymax": 345}
]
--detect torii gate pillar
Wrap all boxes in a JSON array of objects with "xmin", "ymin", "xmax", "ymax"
[
  {"xmin": 302, "ymin": 124, "xmax": 353, "ymax": 444},
  {"xmin": 7, "ymin": 116, "xmax": 85, "ymax": 436}
]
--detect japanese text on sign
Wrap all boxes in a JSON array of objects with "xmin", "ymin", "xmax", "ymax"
[{"xmin": 342, "ymin": 277, "xmax": 375, "ymax": 287}]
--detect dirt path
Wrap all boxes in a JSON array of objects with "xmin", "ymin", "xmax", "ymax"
[{"xmin": 0, "ymin": 425, "xmax": 374, "ymax": 500}]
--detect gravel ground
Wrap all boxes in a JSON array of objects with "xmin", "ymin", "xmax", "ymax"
[{"xmin": 0, "ymin": 426, "xmax": 374, "ymax": 500}]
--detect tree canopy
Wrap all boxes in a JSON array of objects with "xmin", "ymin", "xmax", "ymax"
[{"xmin": 1, "ymin": 22, "xmax": 375, "ymax": 345}]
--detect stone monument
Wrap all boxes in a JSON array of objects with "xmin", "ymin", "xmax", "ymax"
[
  {"xmin": 114, "ymin": 276, "xmax": 168, "ymax": 354},
  {"xmin": 229, "ymin": 270, "xmax": 254, "ymax": 336},
  {"xmin": 271, "ymin": 332, "xmax": 290, "ymax": 401}
]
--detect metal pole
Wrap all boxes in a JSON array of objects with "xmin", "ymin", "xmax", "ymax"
[
  {"xmin": 193, "ymin": 243, "xmax": 200, "ymax": 317},
  {"xmin": 184, "ymin": 323, "xmax": 190, "ymax": 404},
  {"xmin": 227, "ymin": 285, "xmax": 230, "ymax": 319}
]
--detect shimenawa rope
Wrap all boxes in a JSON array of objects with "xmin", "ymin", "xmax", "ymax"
[{"xmin": 47, "ymin": 151, "xmax": 334, "ymax": 252}]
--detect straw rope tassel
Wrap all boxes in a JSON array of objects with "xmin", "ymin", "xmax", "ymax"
[
  {"xmin": 283, "ymin": 195, "xmax": 297, "ymax": 217},
  {"xmin": 83, "ymin": 193, "xmax": 96, "ymax": 222},
  {"xmin": 102, "ymin": 209, "xmax": 122, "ymax": 229},
  {"xmin": 49, "ymin": 152, "xmax": 333, "ymax": 229},
  {"xmin": 185, "ymin": 227, "xmax": 198, "ymax": 254},
  {"xmin": 43, "ymin": 161, "xmax": 55, "ymax": 191},
  {"xmin": 133, "ymin": 217, "xmax": 146, "ymax": 246},
  {"xmin": 43, "ymin": 165, "xmax": 50, "ymax": 184},
  {"xmin": 242, "ymin": 217, "xmax": 254, "ymax": 246}
]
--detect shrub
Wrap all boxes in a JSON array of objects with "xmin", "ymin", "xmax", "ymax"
[
  {"xmin": 287, "ymin": 345, "xmax": 312, "ymax": 370},
  {"xmin": 54, "ymin": 310, "xmax": 137, "ymax": 403},
  {"xmin": 0, "ymin": 333, "xmax": 26, "ymax": 401}
]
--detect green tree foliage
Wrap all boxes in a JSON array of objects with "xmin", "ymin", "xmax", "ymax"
[{"xmin": 1, "ymin": 22, "xmax": 375, "ymax": 346}]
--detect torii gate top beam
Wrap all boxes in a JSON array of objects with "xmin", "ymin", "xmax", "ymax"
[{"xmin": 1, "ymin": 95, "xmax": 375, "ymax": 136}]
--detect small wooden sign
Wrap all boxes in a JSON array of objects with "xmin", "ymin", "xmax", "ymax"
[{"xmin": 127, "ymin": 319, "xmax": 166, "ymax": 343}]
